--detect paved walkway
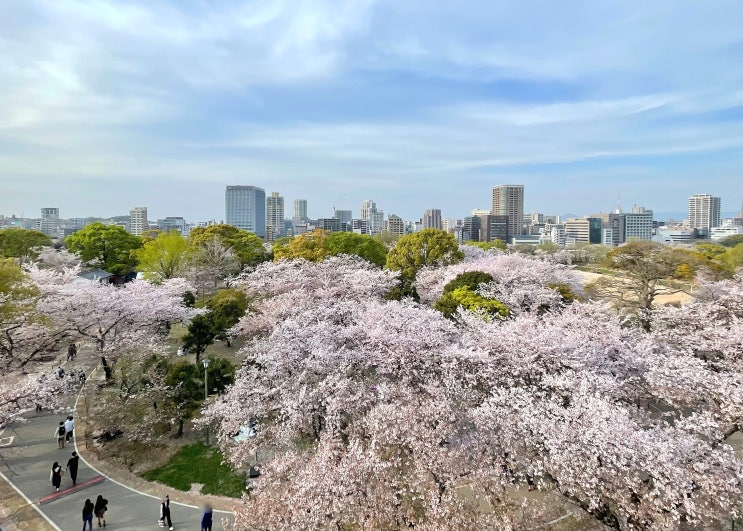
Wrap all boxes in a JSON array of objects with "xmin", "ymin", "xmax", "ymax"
[{"xmin": 0, "ymin": 359, "xmax": 234, "ymax": 531}]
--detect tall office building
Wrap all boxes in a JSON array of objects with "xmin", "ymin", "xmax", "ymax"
[
  {"xmin": 294, "ymin": 199, "xmax": 308, "ymax": 221},
  {"xmin": 688, "ymin": 194, "xmax": 721, "ymax": 234},
  {"xmin": 422, "ymin": 209, "xmax": 442, "ymax": 230},
  {"xmin": 461, "ymin": 216, "xmax": 481, "ymax": 242},
  {"xmin": 38, "ymin": 208, "xmax": 61, "ymax": 238},
  {"xmin": 129, "ymin": 207, "xmax": 148, "ymax": 236},
  {"xmin": 480, "ymin": 214, "xmax": 509, "ymax": 243},
  {"xmin": 226, "ymin": 185, "xmax": 266, "ymax": 237},
  {"xmin": 334, "ymin": 209, "xmax": 353, "ymax": 231},
  {"xmin": 266, "ymin": 192, "xmax": 285, "ymax": 241},
  {"xmin": 625, "ymin": 206, "xmax": 653, "ymax": 241},
  {"xmin": 360, "ymin": 200, "xmax": 384, "ymax": 235},
  {"xmin": 386, "ymin": 214, "xmax": 405, "ymax": 236},
  {"xmin": 492, "ymin": 184, "xmax": 524, "ymax": 237}
]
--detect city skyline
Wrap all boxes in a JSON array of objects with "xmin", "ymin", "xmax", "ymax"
[{"xmin": 0, "ymin": 1, "xmax": 741, "ymax": 221}]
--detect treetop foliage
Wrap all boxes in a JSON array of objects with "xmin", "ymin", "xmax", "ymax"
[
  {"xmin": 0, "ymin": 228, "xmax": 52, "ymax": 262},
  {"xmin": 64, "ymin": 222, "xmax": 142, "ymax": 276},
  {"xmin": 385, "ymin": 228, "xmax": 464, "ymax": 279}
]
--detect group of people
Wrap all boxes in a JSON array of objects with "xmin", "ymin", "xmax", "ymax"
[
  {"xmin": 81, "ymin": 495, "xmax": 108, "ymax": 530},
  {"xmin": 50, "ymin": 450, "xmax": 79, "ymax": 491},
  {"xmin": 54, "ymin": 415, "xmax": 74, "ymax": 449}
]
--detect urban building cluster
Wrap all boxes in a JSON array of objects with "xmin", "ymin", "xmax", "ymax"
[{"xmin": 2, "ymin": 186, "xmax": 740, "ymax": 247}]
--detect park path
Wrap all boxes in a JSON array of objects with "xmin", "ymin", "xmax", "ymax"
[{"xmin": 0, "ymin": 357, "xmax": 234, "ymax": 531}]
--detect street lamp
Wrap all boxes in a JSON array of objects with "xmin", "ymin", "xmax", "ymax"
[{"xmin": 202, "ymin": 357, "xmax": 210, "ymax": 445}]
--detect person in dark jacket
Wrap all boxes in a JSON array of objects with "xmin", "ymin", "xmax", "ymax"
[
  {"xmin": 82, "ymin": 498, "xmax": 94, "ymax": 531},
  {"xmin": 94, "ymin": 494, "xmax": 108, "ymax": 528},
  {"xmin": 66, "ymin": 451, "xmax": 79, "ymax": 486},
  {"xmin": 200, "ymin": 504, "xmax": 213, "ymax": 531},
  {"xmin": 50, "ymin": 461, "xmax": 63, "ymax": 491},
  {"xmin": 159, "ymin": 494, "xmax": 173, "ymax": 530}
]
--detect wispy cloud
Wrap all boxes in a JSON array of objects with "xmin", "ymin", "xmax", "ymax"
[{"xmin": 0, "ymin": 0, "xmax": 740, "ymax": 220}]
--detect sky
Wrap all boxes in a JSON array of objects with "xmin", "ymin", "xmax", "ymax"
[{"xmin": 0, "ymin": 0, "xmax": 741, "ymax": 222}]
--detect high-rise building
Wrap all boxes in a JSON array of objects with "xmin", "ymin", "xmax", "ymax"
[
  {"xmin": 38, "ymin": 208, "xmax": 61, "ymax": 238},
  {"xmin": 266, "ymin": 192, "xmax": 285, "ymax": 241},
  {"xmin": 479, "ymin": 214, "xmax": 509, "ymax": 243},
  {"xmin": 157, "ymin": 216, "xmax": 188, "ymax": 236},
  {"xmin": 422, "ymin": 209, "xmax": 442, "ymax": 230},
  {"xmin": 492, "ymin": 185, "xmax": 524, "ymax": 237},
  {"xmin": 625, "ymin": 207, "xmax": 653, "ymax": 241},
  {"xmin": 360, "ymin": 200, "xmax": 384, "ymax": 235},
  {"xmin": 386, "ymin": 214, "xmax": 405, "ymax": 236},
  {"xmin": 226, "ymin": 185, "xmax": 266, "ymax": 237},
  {"xmin": 293, "ymin": 199, "xmax": 308, "ymax": 220},
  {"xmin": 688, "ymin": 194, "xmax": 721, "ymax": 235},
  {"xmin": 334, "ymin": 209, "xmax": 353, "ymax": 231},
  {"xmin": 128, "ymin": 207, "xmax": 148, "ymax": 236},
  {"xmin": 461, "ymin": 216, "xmax": 481, "ymax": 242}
]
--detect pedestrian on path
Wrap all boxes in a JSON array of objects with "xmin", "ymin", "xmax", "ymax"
[
  {"xmin": 64, "ymin": 415, "xmax": 74, "ymax": 442},
  {"xmin": 82, "ymin": 498, "xmax": 94, "ymax": 531},
  {"xmin": 68, "ymin": 342, "xmax": 77, "ymax": 361},
  {"xmin": 50, "ymin": 461, "xmax": 63, "ymax": 492},
  {"xmin": 66, "ymin": 451, "xmax": 79, "ymax": 486},
  {"xmin": 54, "ymin": 421, "xmax": 66, "ymax": 449},
  {"xmin": 159, "ymin": 494, "xmax": 173, "ymax": 530},
  {"xmin": 200, "ymin": 504, "xmax": 213, "ymax": 531},
  {"xmin": 94, "ymin": 494, "xmax": 108, "ymax": 528}
]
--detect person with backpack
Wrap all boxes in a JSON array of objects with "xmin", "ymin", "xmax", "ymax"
[
  {"xmin": 54, "ymin": 421, "xmax": 66, "ymax": 449},
  {"xmin": 94, "ymin": 494, "xmax": 108, "ymax": 528}
]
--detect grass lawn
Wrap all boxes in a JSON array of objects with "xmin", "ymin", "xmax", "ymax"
[{"xmin": 142, "ymin": 442, "xmax": 246, "ymax": 498}]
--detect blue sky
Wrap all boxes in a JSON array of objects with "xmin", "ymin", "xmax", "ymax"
[{"xmin": 0, "ymin": 0, "xmax": 741, "ymax": 222}]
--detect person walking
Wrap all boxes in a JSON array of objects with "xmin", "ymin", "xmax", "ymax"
[
  {"xmin": 82, "ymin": 498, "xmax": 94, "ymax": 531},
  {"xmin": 94, "ymin": 494, "xmax": 108, "ymax": 528},
  {"xmin": 159, "ymin": 494, "xmax": 173, "ymax": 530},
  {"xmin": 68, "ymin": 342, "xmax": 77, "ymax": 361},
  {"xmin": 54, "ymin": 421, "xmax": 66, "ymax": 449},
  {"xmin": 66, "ymin": 451, "xmax": 80, "ymax": 486},
  {"xmin": 64, "ymin": 415, "xmax": 75, "ymax": 442},
  {"xmin": 50, "ymin": 461, "xmax": 63, "ymax": 492},
  {"xmin": 200, "ymin": 504, "xmax": 213, "ymax": 531}
]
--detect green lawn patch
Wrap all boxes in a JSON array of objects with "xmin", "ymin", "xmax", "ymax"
[{"xmin": 142, "ymin": 442, "xmax": 246, "ymax": 498}]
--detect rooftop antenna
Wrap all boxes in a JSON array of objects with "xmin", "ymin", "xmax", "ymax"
[{"xmin": 615, "ymin": 195, "xmax": 622, "ymax": 214}]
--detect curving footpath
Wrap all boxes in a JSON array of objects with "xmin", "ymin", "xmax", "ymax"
[{"xmin": 0, "ymin": 363, "xmax": 234, "ymax": 531}]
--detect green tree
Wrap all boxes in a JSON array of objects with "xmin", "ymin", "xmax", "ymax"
[
  {"xmin": 719, "ymin": 234, "xmax": 743, "ymax": 248},
  {"xmin": 190, "ymin": 224, "xmax": 267, "ymax": 268},
  {"xmin": 204, "ymin": 356, "xmax": 235, "ymax": 395},
  {"xmin": 434, "ymin": 271, "xmax": 509, "ymax": 320},
  {"xmin": 385, "ymin": 229, "xmax": 464, "ymax": 279},
  {"xmin": 272, "ymin": 229, "xmax": 331, "ymax": 262},
  {"xmin": 164, "ymin": 361, "xmax": 204, "ymax": 437},
  {"xmin": 436, "ymin": 287, "xmax": 510, "ymax": 320},
  {"xmin": 0, "ymin": 228, "xmax": 52, "ymax": 262},
  {"xmin": 207, "ymin": 289, "xmax": 249, "ymax": 346},
  {"xmin": 590, "ymin": 241, "xmax": 693, "ymax": 331},
  {"xmin": 134, "ymin": 230, "xmax": 192, "ymax": 282},
  {"xmin": 182, "ymin": 314, "xmax": 216, "ymax": 364},
  {"xmin": 372, "ymin": 230, "xmax": 401, "ymax": 249},
  {"xmin": 723, "ymin": 243, "xmax": 743, "ymax": 271},
  {"xmin": 326, "ymin": 232, "xmax": 388, "ymax": 267},
  {"xmin": 65, "ymin": 222, "xmax": 142, "ymax": 276},
  {"xmin": 464, "ymin": 240, "xmax": 507, "ymax": 251},
  {"xmin": 694, "ymin": 243, "xmax": 727, "ymax": 260}
]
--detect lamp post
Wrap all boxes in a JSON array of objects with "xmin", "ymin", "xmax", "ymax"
[{"xmin": 202, "ymin": 357, "xmax": 210, "ymax": 445}]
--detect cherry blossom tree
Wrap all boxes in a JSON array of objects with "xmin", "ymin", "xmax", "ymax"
[{"xmin": 205, "ymin": 256, "xmax": 742, "ymax": 530}]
